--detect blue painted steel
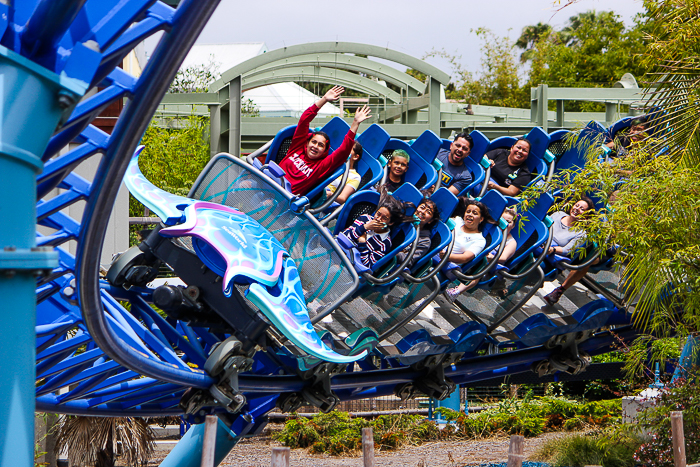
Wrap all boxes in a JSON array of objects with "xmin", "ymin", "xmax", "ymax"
[
  {"xmin": 0, "ymin": 26, "xmax": 82, "ymax": 466},
  {"xmin": 672, "ymin": 335, "xmax": 699, "ymax": 383},
  {"xmin": 437, "ymin": 387, "xmax": 461, "ymax": 414},
  {"xmin": 160, "ymin": 417, "xmax": 241, "ymax": 467}
]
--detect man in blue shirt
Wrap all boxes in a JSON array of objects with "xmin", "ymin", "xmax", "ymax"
[{"xmin": 435, "ymin": 132, "xmax": 474, "ymax": 195}]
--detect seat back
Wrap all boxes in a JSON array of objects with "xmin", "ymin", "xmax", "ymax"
[
  {"xmin": 479, "ymin": 190, "xmax": 507, "ymax": 224},
  {"xmin": 547, "ymin": 130, "xmax": 571, "ymax": 163},
  {"xmin": 265, "ymin": 117, "xmax": 350, "ymax": 165},
  {"xmin": 354, "ymin": 154, "xmax": 384, "ymax": 192},
  {"xmin": 410, "ymin": 130, "xmax": 442, "ymax": 164},
  {"xmin": 555, "ymin": 121, "xmax": 607, "ymax": 173},
  {"xmin": 321, "ymin": 117, "xmax": 352, "ymax": 150},
  {"xmin": 356, "ymin": 124, "xmax": 391, "ymax": 161},
  {"xmin": 487, "ymin": 129, "xmax": 550, "ymax": 185},
  {"xmin": 266, "ymin": 125, "xmax": 297, "ymax": 164},
  {"xmin": 381, "ymin": 139, "xmax": 438, "ymax": 190},
  {"xmin": 506, "ymin": 192, "xmax": 554, "ymax": 267},
  {"xmin": 430, "ymin": 187, "xmax": 458, "ymax": 222}
]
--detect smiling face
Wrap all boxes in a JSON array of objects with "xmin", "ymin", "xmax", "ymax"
[
  {"xmin": 462, "ymin": 204, "xmax": 484, "ymax": 231},
  {"xmin": 388, "ymin": 156, "xmax": 409, "ymax": 179},
  {"xmin": 569, "ymin": 199, "xmax": 591, "ymax": 220},
  {"xmin": 306, "ymin": 134, "xmax": 329, "ymax": 160},
  {"xmin": 449, "ymin": 137, "xmax": 472, "ymax": 166},
  {"xmin": 507, "ymin": 140, "xmax": 531, "ymax": 166},
  {"xmin": 415, "ymin": 202, "xmax": 435, "ymax": 227}
]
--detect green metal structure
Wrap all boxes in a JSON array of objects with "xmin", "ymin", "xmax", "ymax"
[{"xmin": 156, "ymin": 42, "xmax": 648, "ymax": 154}]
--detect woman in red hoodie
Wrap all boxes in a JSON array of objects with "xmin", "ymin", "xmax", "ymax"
[{"xmin": 280, "ymin": 85, "xmax": 372, "ymax": 195}]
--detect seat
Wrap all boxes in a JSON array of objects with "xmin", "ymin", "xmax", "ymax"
[
  {"xmin": 261, "ymin": 117, "xmax": 354, "ymax": 203},
  {"xmin": 554, "ymin": 121, "xmax": 608, "ymax": 174},
  {"xmin": 380, "ymin": 139, "xmax": 438, "ymax": 191},
  {"xmin": 485, "ymin": 127, "xmax": 553, "ymax": 189},
  {"xmin": 436, "ymin": 130, "xmax": 491, "ymax": 196},
  {"xmin": 332, "ymin": 184, "xmax": 421, "ymax": 277},
  {"xmin": 438, "ymin": 190, "xmax": 508, "ymax": 288}
]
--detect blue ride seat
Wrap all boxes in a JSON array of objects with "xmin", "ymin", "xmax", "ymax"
[
  {"xmin": 333, "ymin": 184, "xmax": 420, "ymax": 277},
  {"xmin": 488, "ymin": 192, "xmax": 554, "ymax": 280},
  {"xmin": 447, "ymin": 322, "xmax": 488, "ymax": 354},
  {"xmin": 410, "ymin": 130, "xmax": 443, "ymax": 165},
  {"xmin": 261, "ymin": 117, "xmax": 354, "ymax": 203},
  {"xmin": 547, "ymin": 130, "xmax": 571, "ymax": 164},
  {"xmin": 554, "ymin": 121, "xmax": 608, "ymax": 175},
  {"xmin": 409, "ymin": 188, "xmax": 459, "ymax": 275},
  {"xmin": 436, "ymin": 130, "xmax": 491, "ymax": 196},
  {"xmin": 511, "ymin": 313, "xmax": 560, "ymax": 348},
  {"xmin": 395, "ymin": 329, "xmax": 437, "ymax": 354},
  {"xmin": 485, "ymin": 127, "xmax": 553, "ymax": 189},
  {"xmin": 380, "ymin": 139, "xmax": 438, "ymax": 191},
  {"xmin": 439, "ymin": 190, "xmax": 508, "ymax": 288}
]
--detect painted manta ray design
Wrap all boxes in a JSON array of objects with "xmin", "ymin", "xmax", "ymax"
[{"xmin": 124, "ymin": 148, "xmax": 366, "ymax": 364}]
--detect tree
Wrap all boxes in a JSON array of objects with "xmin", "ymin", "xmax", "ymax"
[
  {"xmin": 53, "ymin": 416, "xmax": 154, "ymax": 467},
  {"xmin": 520, "ymin": 1, "xmax": 700, "ymax": 361},
  {"xmin": 523, "ymin": 10, "xmax": 647, "ymax": 111},
  {"xmin": 515, "ymin": 22, "xmax": 552, "ymax": 63},
  {"xmin": 169, "ymin": 56, "xmax": 220, "ymax": 94},
  {"xmin": 427, "ymin": 28, "xmax": 527, "ymax": 108}
]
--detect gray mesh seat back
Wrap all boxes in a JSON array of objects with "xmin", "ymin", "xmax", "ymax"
[
  {"xmin": 189, "ymin": 154, "xmax": 358, "ymax": 309},
  {"xmin": 331, "ymin": 279, "xmax": 445, "ymax": 350}
]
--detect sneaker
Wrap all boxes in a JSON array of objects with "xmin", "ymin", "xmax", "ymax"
[
  {"xmin": 443, "ymin": 287, "xmax": 460, "ymax": 304},
  {"xmin": 544, "ymin": 286, "xmax": 565, "ymax": 306}
]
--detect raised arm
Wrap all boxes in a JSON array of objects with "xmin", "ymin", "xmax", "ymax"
[
  {"xmin": 316, "ymin": 85, "xmax": 344, "ymax": 109},
  {"xmin": 350, "ymin": 105, "xmax": 372, "ymax": 134}
]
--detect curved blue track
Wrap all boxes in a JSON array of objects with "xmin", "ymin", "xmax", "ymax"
[{"xmin": 11, "ymin": 0, "xmax": 641, "ymax": 424}]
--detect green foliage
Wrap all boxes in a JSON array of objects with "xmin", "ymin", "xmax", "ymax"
[
  {"xmin": 427, "ymin": 28, "xmax": 527, "ymax": 108},
  {"xmin": 524, "ymin": 10, "xmax": 647, "ymax": 105},
  {"xmin": 275, "ymin": 412, "xmax": 434, "ymax": 455},
  {"xmin": 634, "ymin": 374, "xmax": 700, "ymax": 467},
  {"xmin": 277, "ymin": 397, "xmax": 624, "ymax": 455},
  {"xmin": 534, "ymin": 428, "xmax": 644, "ymax": 467},
  {"xmin": 169, "ymin": 57, "xmax": 220, "ymax": 94},
  {"xmin": 129, "ymin": 116, "xmax": 210, "ymax": 220},
  {"xmin": 519, "ymin": 123, "xmax": 699, "ymax": 369}
]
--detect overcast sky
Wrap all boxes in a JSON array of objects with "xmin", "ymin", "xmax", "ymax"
[{"xmin": 192, "ymin": 0, "xmax": 645, "ymax": 78}]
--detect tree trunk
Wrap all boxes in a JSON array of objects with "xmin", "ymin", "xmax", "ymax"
[{"xmin": 95, "ymin": 424, "xmax": 115, "ymax": 467}]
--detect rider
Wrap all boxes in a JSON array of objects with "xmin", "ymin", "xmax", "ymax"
[
  {"xmin": 435, "ymin": 132, "xmax": 474, "ymax": 195},
  {"xmin": 342, "ymin": 188, "xmax": 414, "ymax": 268},
  {"xmin": 324, "ymin": 141, "xmax": 364, "ymax": 204},
  {"xmin": 280, "ymin": 85, "xmax": 371, "ymax": 196}
]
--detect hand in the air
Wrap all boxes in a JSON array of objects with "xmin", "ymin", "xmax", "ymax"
[
  {"xmin": 324, "ymin": 85, "xmax": 344, "ymax": 102},
  {"xmin": 353, "ymin": 105, "xmax": 372, "ymax": 124}
]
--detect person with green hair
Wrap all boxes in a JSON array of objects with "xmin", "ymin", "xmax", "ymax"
[{"xmin": 381, "ymin": 149, "xmax": 410, "ymax": 192}]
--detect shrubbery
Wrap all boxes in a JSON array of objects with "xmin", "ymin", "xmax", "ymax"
[
  {"xmin": 634, "ymin": 377, "xmax": 700, "ymax": 467},
  {"xmin": 275, "ymin": 396, "xmax": 622, "ymax": 456},
  {"xmin": 534, "ymin": 429, "xmax": 643, "ymax": 467},
  {"xmin": 275, "ymin": 412, "xmax": 438, "ymax": 455}
]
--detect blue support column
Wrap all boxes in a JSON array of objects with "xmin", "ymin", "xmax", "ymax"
[
  {"xmin": 160, "ymin": 394, "xmax": 278, "ymax": 467},
  {"xmin": 0, "ymin": 45, "xmax": 80, "ymax": 467},
  {"xmin": 672, "ymin": 335, "xmax": 700, "ymax": 383},
  {"xmin": 160, "ymin": 417, "xmax": 241, "ymax": 467}
]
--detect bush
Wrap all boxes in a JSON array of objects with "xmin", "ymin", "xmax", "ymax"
[
  {"xmin": 276, "ymin": 396, "xmax": 624, "ymax": 455},
  {"xmin": 534, "ymin": 429, "xmax": 643, "ymax": 467},
  {"xmin": 275, "ymin": 412, "xmax": 432, "ymax": 455},
  {"xmin": 634, "ymin": 375, "xmax": 700, "ymax": 467}
]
